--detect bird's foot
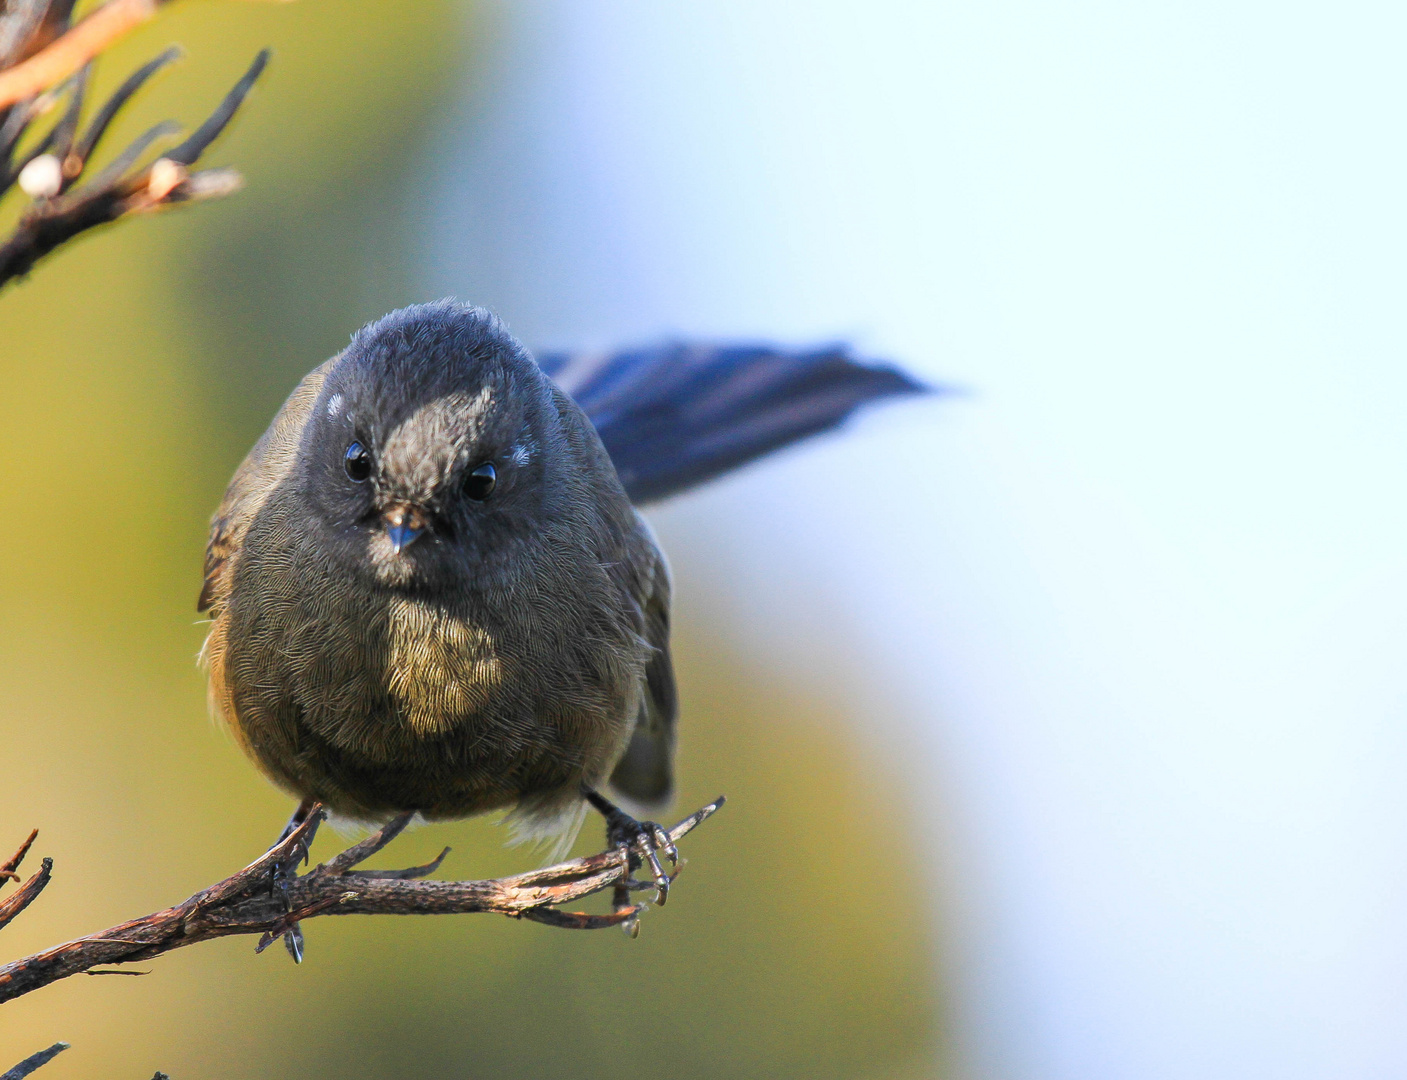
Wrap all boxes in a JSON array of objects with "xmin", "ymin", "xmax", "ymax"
[
  {"xmin": 581, "ymin": 787, "xmax": 680, "ymax": 925},
  {"xmin": 266, "ymin": 799, "xmax": 319, "ymax": 963}
]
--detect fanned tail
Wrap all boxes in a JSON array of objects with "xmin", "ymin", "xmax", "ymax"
[{"xmin": 539, "ymin": 342, "xmax": 930, "ymax": 505}]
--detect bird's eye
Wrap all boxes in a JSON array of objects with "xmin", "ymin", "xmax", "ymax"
[
  {"xmin": 344, "ymin": 441, "xmax": 371, "ymax": 482},
  {"xmin": 464, "ymin": 461, "xmax": 496, "ymax": 501}
]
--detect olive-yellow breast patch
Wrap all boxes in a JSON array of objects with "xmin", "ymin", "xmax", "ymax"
[{"xmin": 383, "ymin": 597, "xmax": 502, "ymax": 736}]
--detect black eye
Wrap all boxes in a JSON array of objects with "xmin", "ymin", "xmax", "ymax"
[
  {"xmin": 464, "ymin": 461, "xmax": 496, "ymax": 501},
  {"xmin": 344, "ymin": 441, "xmax": 371, "ymax": 482}
]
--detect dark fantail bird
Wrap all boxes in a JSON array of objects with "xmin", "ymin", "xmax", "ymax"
[{"xmin": 198, "ymin": 300, "xmax": 925, "ymax": 951}]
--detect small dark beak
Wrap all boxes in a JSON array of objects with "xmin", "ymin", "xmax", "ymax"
[{"xmin": 383, "ymin": 505, "xmax": 428, "ymax": 553}]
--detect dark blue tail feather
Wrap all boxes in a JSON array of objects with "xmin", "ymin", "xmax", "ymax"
[{"xmin": 538, "ymin": 342, "xmax": 929, "ymax": 505}]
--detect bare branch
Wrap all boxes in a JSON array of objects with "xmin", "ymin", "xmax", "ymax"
[
  {"xmin": 0, "ymin": 797, "xmax": 724, "ymax": 1006},
  {"xmin": 0, "ymin": 48, "xmax": 269, "ymax": 288},
  {"xmin": 344, "ymin": 846, "xmax": 451, "ymax": 881},
  {"xmin": 0, "ymin": 830, "xmax": 38, "ymax": 885},
  {"xmin": 44, "ymin": 58, "xmax": 83, "ymax": 164},
  {"xmin": 319, "ymin": 810, "xmax": 414, "ymax": 876},
  {"xmin": 165, "ymin": 46, "xmax": 267, "ymax": 165},
  {"xmin": 0, "ymin": 859, "xmax": 52, "ymax": 932},
  {"xmin": 0, "ymin": 1042, "xmax": 68, "ymax": 1080},
  {"xmin": 72, "ymin": 44, "xmax": 180, "ymax": 165},
  {"xmin": 0, "ymin": 0, "xmax": 162, "ymax": 111}
]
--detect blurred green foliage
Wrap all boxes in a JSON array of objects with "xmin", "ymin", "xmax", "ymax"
[{"xmin": 0, "ymin": 3, "xmax": 943, "ymax": 1077}]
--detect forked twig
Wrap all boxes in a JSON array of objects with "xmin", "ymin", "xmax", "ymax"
[
  {"xmin": 0, "ymin": 47, "xmax": 269, "ymax": 287},
  {"xmin": 0, "ymin": 860, "xmax": 52, "ymax": 933},
  {"xmin": 0, "ymin": 797, "xmax": 724, "ymax": 1006},
  {"xmin": 0, "ymin": 830, "xmax": 38, "ymax": 884}
]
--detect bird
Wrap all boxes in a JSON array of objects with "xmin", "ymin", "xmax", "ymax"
[{"xmin": 198, "ymin": 300, "xmax": 925, "ymax": 950}]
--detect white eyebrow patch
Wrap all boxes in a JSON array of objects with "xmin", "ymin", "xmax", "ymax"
[
  {"xmin": 509, "ymin": 438, "xmax": 536, "ymax": 467},
  {"xmin": 327, "ymin": 393, "xmax": 344, "ymax": 418}
]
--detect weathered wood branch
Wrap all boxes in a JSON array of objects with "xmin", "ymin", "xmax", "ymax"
[
  {"xmin": 0, "ymin": 859, "xmax": 51, "ymax": 933},
  {"xmin": 0, "ymin": 828, "xmax": 50, "ymax": 935},
  {"xmin": 0, "ymin": 1041, "xmax": 68, "ymax": 1080},
  {"xmin": 0, "ymin": 829, "xmax": 37, "ymax": 883},
  {"xmin": 0, "ymin": 797, "xmax": 724, "ymax": 1006}
]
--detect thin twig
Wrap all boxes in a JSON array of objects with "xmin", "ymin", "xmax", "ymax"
[
  {"xmin": 0, "ymin": 830, "xmax": 38, "ymax": 885},
  {"xmin": 344, "ymin": 846, "xmax": 451, "ymax": 881},
  {"xmin": 165, "ymin": 47, "xmax": 267, "ymax": 165},
  {"xmin": 318, "ymin": 810, "xmax": 414, "ymax": 876},
  {"xmin": 45, "ymin": 59, "xmax": 84, "ymax": 165},
  {"xmin": 72, "ymin": 45, "xmax": 180, "ymax": 165},
  {"xmin": 0, "ymin": 860, "xmax": 51, "ymax": 932},
  {"xmin": 0, "ymin": 797, "xmax": 724, "ymax": 1006}
]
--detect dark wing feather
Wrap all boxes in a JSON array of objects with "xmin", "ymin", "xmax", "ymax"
[
  {"xmin": 539, "ymin": 342, "xmax": 929, "ymax": 505},
  {"xmin": 608, "ymin": 546, "xmax": 677, "ymax": 808}
]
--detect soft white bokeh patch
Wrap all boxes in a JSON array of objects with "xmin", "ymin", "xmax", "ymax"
[{"xmin": 423, "ymin": 3, "xmax": 1407, "ymax": 1077}]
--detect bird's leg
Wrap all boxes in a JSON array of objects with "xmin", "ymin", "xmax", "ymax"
[
  {"xmin": 581, "ymin": 786, "xmax": 678, "ymax": 912},
  {"xmin": 268, "ymin": 798, "xmax": 319, "ymax": 963}
]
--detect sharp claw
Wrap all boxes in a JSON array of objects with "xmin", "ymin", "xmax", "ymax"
[
  {"xmin": 642, "ymin": 850, "xmax": 669, "ymax": 904},
  {"xmin": 284, "ymin": 924, "xmax": 304, "ymax": 964},
  {"xmin": 642, "ymin": 843, "xmax": 666, "ymax": 882},
  {"xmin": 652, "ymin": 826, "xmax": 678, "ymax": 868}
]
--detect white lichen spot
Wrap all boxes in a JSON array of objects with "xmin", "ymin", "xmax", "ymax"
[
  {"xmin": 146, "ymin": 158, "xmax": 186, "ymax": 200},
  {"xmin": 18, "ymin": 154, "xmax": 62, "ymax": 199}
]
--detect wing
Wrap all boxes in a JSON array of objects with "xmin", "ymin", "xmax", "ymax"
[
  {"xmin": 608, "ymin": 532, "xmax": 677, "ymax": 809},
  {"xmin": 198, "ymin": 359, "xmax": 334, "ymax": 613},
  {"xmin": 538, "ymin": 342, "xmax": 928, "ymax": 505}
]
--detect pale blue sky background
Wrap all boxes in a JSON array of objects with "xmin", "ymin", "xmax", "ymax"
[{"xmin": 423, "ymin": 3, "xmax": 1407, "ymax": 1076}]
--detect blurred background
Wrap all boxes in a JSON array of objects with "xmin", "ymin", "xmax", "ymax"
[{"xmin": 2, "ymin": 1, "xmax": 1407, "ymax": 1078}]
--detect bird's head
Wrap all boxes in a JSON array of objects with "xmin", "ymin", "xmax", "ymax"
[{"xmin": 302, "ymin": 301, "xmax": 562, "ymax": 591}]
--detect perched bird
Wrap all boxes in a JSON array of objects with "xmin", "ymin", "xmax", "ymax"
[{"xmin": 199, "ymin": 300, "xmax": 923, "ymax": 940}]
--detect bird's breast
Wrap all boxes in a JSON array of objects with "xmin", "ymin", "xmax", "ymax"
[{"xmin": 381, "ymin": 596, "xmax": 503, "ymax": 737}]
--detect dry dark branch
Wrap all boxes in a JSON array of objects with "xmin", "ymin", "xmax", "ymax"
[
  {"xmin": 0, "ymin": 797, "xmax": 724, "ymax": 1006},
  {"xmin": 0, "ymin": 830, "xmax": 38, "ymax": 884},
  {"xmin": 165, "ymin": 46, "xmax": 266, "ymax": 165},
  {"xmin": 0, "ymin": 1042, "xmax": 68, "ymax": 1080},
  {"xmin": 0, "ymin": 70, "xmax": 77, "ymax": 186},
  {"xmin": 345, "ymin": 846, "xmax": 451, "ymax": 881},
  {"xmin": 72, "ymin": 44, "xmax": 180, "ymax": 165},
  {"xmin": 0, "ymin": 46, "xmax": 268, "ymax": 288},
  {"xmin": 0, "ymin": 859, "xmax": 51, "ymax": 932},
  {"xmin": 44, "ymin": 58, "xmax": 83, "ymax": 162}
]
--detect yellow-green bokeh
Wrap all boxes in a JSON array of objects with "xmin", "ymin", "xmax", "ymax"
[{"xmin": 0, "ymin": 4, "xmax": 944, "ymax": 1076}]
